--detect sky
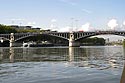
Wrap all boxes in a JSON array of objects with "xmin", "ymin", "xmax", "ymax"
[{"xmin": 0, "ymin": 0, "xmax": 125, "ymax": 32}]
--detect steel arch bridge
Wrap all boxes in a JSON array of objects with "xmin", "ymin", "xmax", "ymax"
[{"xmin": 0, "ymin": 31, "xmax": 125, "ymax": 47}]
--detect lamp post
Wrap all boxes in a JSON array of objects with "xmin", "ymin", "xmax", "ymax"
[
  {"xmin": 75, "ymin": 19, "xmax": 78, "ymax": 31},
  {"xmin": 71, "ymin": 18, "xmax": 74, "ymax": 32},
  {"xmin": 71, "ymin": 18, "xmax": 79, "ymax": 32}
]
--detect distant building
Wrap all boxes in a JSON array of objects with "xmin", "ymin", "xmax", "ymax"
[
  {"xmin": 40, "ymin": 29, "xmax": 51, "ymax": 32},
  {"xmin": 40, "ymin": 29, "xmax": 57, "ymax": 32},
  {"xmin": 32, "ymin": 27, "xmax": 41, "ymax": 31},
  {"xmin": 10, "ymin": 25, "xmax": 57, "ymax": 32},
  {"xmin": 10, "ymin": 25, "xmax": 32, "ymax": 30}
]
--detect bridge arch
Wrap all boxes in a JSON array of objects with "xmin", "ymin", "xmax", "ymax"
[
  {"xmin": 74, "ymin": 31, "xmax": 125, "ymax": 41},
  {"xmin": 15, "ymin": 35, "xmax": 37, "ymax": 42},
  {"xmin": 0, "ymin": 34, "xmax": 11, "ymax": 41},
  {"xmin": 15, "ymin": 33, "xmax": 69, "ymax": 46},
  {"xmin": 15, "ymin": 34, "xmax": 69, "ymax": 42},
  {"xmin": 0, "ymin": 37, "xmax": 10, "ymax": 41},
  {"xmin": 46, "ymin": 34, "xmax": 69, "ymax": 41},
  {"xmin": 14, "ymin": 33, "xmax": 69, "ymax": 42}
]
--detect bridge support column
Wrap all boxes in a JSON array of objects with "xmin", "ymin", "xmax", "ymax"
[
  {"xmin": 10, "ymin": 33, "xmax": 15, "ymax": 47},
  {"xmin": 69, "ymin": 32, "xmax": 80, "ymax": 47}
]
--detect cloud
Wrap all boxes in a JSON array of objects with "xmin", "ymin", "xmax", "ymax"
[
  {"xmin": 82, "ymin": 9, "xmax": 92, "ymax": 14},
  {"xmin": 50, "ymin": 24, "xmax": 55, "ymax": 28},
  {"xmin": 79, "ymin": 23, "xmax": 91, "ymax": 32},
  {"xmin": 59, "ymin": 0, "xmax": 92, "ymax": 14},
  {"xmin": 50, "ymin": 19, "xmax": 58, "ymax": 30},
  {"xmin": 107, "ymin": 19, "xmax": 118, "ymax": 30},
  {"xmin": 58, "ymin": 22, "xmax": 94, "ymax": 32},
  {"xmin": 123, "ymin": 21, "xmax": 125, "ymax": 25},
  {"xmin": 59, "ymin": 0, "xmax": 77, "ymax": 6},
  {"xmin": 5, "ymin": 18, "xmax": 26, "ymax": 25},
  {"xmin": 58, "ymin": 26, "xmax": 72, "ymax": 32},
  {"xmin": 7, "ymin": 18, "xmax": 25, "ymax": 21},
  {"xmin": 51, "ymin": 19, "xmax": 57, "ymax": 22},
  {"xmin": 62, "ymin": 22, "xmax": 94, "ymax": 32},
  {"xmin": 27, "ymin": 22, "xmax": 36, "ymax": 25}
]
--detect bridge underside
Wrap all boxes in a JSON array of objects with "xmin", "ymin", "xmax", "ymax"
[{"xmin": 15, "ymin": 34, "xmax": 69, "ymax": 46}]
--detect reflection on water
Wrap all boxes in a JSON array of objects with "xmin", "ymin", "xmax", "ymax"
[
  {"xmin": 9, "ymin": 47, "xmax": 14, "ymax": 63},
  {"xmin": 0, "ymin": 46, "xmax": 124, "ymax": 83},
  {"xmin": 0, "ymin": 46, "xmax": 124, "ymax": 69},
  {"xmin": 69, "ymin": 47, "xmax": 74, "ymax": 62}
]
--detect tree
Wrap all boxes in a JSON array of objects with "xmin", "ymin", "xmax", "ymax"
[
  {"xmin": 81, "ymin": 37, "xmax": 105, "ymax": 45},
  {"xmin": 17, "ymin": 29, "xmax": 38, "ymax": 33},
  {"xmin": 0, "ymin": 24, "xmax": 17, "ymax": 34}
]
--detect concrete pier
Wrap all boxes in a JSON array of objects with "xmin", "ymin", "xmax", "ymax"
[
  {"xmin": 69, "ymin": 32, "xmax": 80, "ymax": 47},
  {"xmin": 10, "ymin": 33, "xmax": 15, "ymax": 47}
]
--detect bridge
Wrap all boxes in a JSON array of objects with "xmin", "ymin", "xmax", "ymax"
[{"xmin": 0, "ymin": 31, "xmax": 125, "ymax": 47}]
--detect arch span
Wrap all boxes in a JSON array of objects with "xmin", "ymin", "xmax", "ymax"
[
  {"xmin": 15, "ymin": 34, "xmax": 69, "ymax": 44},
  {"xmin": 15, "ymin": 34, "xmax": 69, "ymax": 41},
  {"xmin": 74, "ymin": 31, "xmax": 125, "ymax": 41},
  {"xmin": 0, "ymin": 37, "xmax": 10, "ymax": 41}
]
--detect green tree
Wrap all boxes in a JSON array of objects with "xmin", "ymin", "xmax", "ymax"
[
  {"xmin": 81, "ymin": 37, "xmax": 105, "ymax": 45},
  {"xmin": 0, "ymin": 24, "xmax": 17, "ymax": 34},
  {"xmin": 17, "ymin": 29, "xmax": 38, "ymax": 33}
]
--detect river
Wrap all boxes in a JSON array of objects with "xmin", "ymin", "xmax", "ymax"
[{"xmin": 0, "ymin": 46, "xmax": 124, "ymax": 83}]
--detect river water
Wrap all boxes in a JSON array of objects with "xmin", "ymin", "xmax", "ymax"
[{"xmin": 0, "ymin": 46, "xmax": 124, "ymax": 83}]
